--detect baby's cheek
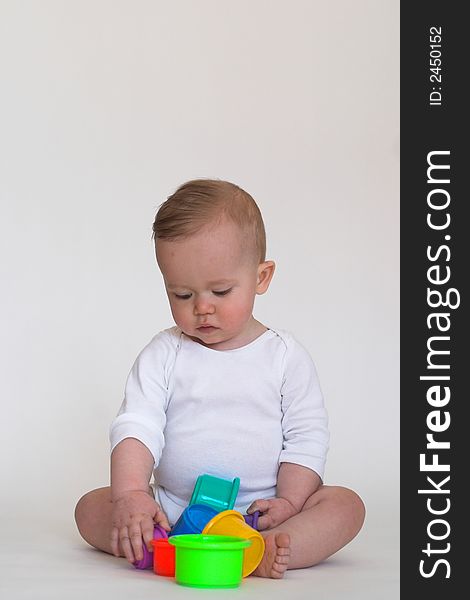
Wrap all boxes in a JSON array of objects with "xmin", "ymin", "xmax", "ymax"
[
  {"xmin": 170, "ymin": 307, "xmax": 191, "ymax": 331},
  {"xmin": 226, "ymin": 301, "xmax": 253, "ymax": 324}
]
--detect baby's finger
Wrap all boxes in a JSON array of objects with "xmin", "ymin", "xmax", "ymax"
[
  {"xmin": 110, "ymin": 527, "xmax": 120, "ymax": 557},
  {"xmin": 257, "ymin": 512, "xmax": 275, "ymax": 531},
  {"xmin": 246, "ymin": 501, "xmax": 257, "ymax": 514},
  {"xmin": 129, "ymin": 523, "xmax": 145, "ymax": 562},
  {"xmin": 248, "ymin": 498, "xmax": 270, "ymax": 514},
  {"xmin": 119, "ymin": 527, "xmax": 135, "ymax": 563},
  {"xmin": 141, "ymin": 518, "xmax": 157, "ymax": 551},
  {"xmin": 155, "ymin": 508, "xmax": 171, "ymax": 532}
]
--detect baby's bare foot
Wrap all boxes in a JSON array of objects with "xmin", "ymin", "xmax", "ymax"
[{"xmin": 252, "ymin": 532, "xmax": 291, "ymax": 578}]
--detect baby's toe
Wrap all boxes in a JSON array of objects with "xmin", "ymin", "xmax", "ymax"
[
  {"xmin": 271, "ymin": 564, "xmax": 286, "ymax": 577},
  {"xmin": 275, "ymin": 532, "xmax": 291, "ymax": 548}
]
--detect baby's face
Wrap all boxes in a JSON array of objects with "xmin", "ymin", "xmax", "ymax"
[{"xmin": 156, "ymin": 219, "xmax": 273, "ymax": 350}]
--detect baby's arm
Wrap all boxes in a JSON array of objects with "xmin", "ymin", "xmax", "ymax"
[
  {"xmin": 247, "ymin": 462, "xmax": 321, "ymax": 530},
  {"xmin": 277, "ymin": 462, "xmax": 321, "ymax": 510},
  {"xmin": 110, "ymin": 438, "xmax": 170, "ymax": 563},
  {"xmin": 248, "ymin": 334, "xmax": 328, "ymax": 531}
]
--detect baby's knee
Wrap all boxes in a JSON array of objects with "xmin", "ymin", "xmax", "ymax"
[
  {"xmin": 74, "ymin": 487, "xmax": 110, "ymax": 533},
  {"xmin": 74, "ymin": 490, "xmax": 93, "ymax": 531},
  {"xmin": 334, "ymin": 486, "xmax": 366, "ymax": 532},
  {"xmin": 311, "ymin": 485, "xmax": 365, "ymax": 532}
]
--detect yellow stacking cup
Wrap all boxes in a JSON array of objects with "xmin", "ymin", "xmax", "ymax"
[{"xmin": 202, "ymin": 510, "xmax": 265, "ymax": 577}]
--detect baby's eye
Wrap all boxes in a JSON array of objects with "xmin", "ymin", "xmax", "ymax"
[
  {"xmin": 213, "ymin": 288, "xmax": 232, "ymax": 296},
  {"xmin": 174, "ymin": 293, "xmax": 192, "ymax": 300}
]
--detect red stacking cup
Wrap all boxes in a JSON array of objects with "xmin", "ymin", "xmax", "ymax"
[{"xmin": 151, "ymin": 538, "xmax": 176, "ymax": 577}]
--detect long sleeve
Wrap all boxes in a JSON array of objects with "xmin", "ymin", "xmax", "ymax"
[
  {"xmin": 279, "ymin": 336, "xmax": 329, "ymax": 480},
  {"xmin": 109, "ymin": 329, "xmax": 178, "ymax": 467}
]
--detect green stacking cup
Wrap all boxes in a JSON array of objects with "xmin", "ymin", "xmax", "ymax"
[{"xmin": 169, "ymin": 534, "xmax": 251, "ymax": 588}]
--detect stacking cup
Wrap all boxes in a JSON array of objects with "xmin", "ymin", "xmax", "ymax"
[
  {"xmin": 243, "ymin": 510, "xmax": 260, "ymax": 530},
  {"xmin": 133, "ymin": 524, "xmax": 168, "ymax": 570},
  {"xmin": 169, "ymin": 534, "xmax": 251, "ymax": 588},
  {"xmin": 169, "ymin": 504, "xmax": 218, "ymax": 537},
  {"xmin": 189, "ymin": 474, "xmax": 240, "ymax": 512},
  {"xmin": 151, "ymin": 538, "xmax": 175, "ymax": 576},
  {"xmin": 202, "ymin": 510, "xmax": 265, "ymax": 576}
]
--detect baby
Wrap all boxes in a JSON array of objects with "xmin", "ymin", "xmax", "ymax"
[{"xmin": 75, "ymin": 179, "xmax": 365, "ymax": 578}]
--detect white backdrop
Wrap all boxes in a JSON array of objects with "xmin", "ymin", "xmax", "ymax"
[{"xmin": 0, "ymin": 0, "xmax": 399, "ymax": 542}]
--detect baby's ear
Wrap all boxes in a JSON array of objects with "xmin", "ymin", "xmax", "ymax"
[{"xmin": 256, "ymin": 261, "xmax": 276, "ymax": 295}]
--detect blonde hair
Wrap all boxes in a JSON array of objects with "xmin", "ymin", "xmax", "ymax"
[{"xmin": 152, "ymin": 179, "xmax": 266, "ymax": 263}]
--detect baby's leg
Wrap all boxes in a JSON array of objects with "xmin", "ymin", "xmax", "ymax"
[
  {"xmin": 75, "ymin": 486, "xmax": 133, "ymax": 556},
  {"xmin": 253, "ymin": 486, "xmax": 365, "ymax": 578}
]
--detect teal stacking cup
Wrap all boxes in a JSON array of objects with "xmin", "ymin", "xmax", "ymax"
[
  {"xmin": 189, "ymin": 474, "xmax": 240, "ymax": 512},
  {"xmin": 169, "ymin": 504, "xmax": 218, "ymax": 537}
]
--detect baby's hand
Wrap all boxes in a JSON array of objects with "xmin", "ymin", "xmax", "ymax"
[
  {"xmin": 246, "ymin": 497, "xmax": 298, "ymax": 531},
  {"xmin": 110, "ymin": 490, "xmax": 171, "ymax": 563}
]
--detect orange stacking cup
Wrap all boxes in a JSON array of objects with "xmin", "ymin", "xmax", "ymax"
[{"xmin": 202, "ymin": 510, "xmax": 265, "ymax": 576}]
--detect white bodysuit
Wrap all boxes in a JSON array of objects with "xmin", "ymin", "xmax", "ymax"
[{"xmin": 110, "ymin": 326, "xmax": 329, "ymax": 525}]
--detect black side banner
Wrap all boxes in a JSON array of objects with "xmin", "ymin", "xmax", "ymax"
[{"xmin": 401, "ymin": 2, "xmax": 466, "ymax": 597}]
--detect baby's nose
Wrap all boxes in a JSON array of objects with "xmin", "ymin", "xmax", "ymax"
[
  {"xmin": 193, "ymin": 297, "xmax": 215, "ymax": 315},
  {"xmin": 194, "ymin": 298, "xmax": 215, "ymax": 315}
]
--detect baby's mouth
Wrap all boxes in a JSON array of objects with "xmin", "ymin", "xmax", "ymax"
[{"xmin": 197, "ymin": 325, "xmax": 218, "ymax": 332}]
